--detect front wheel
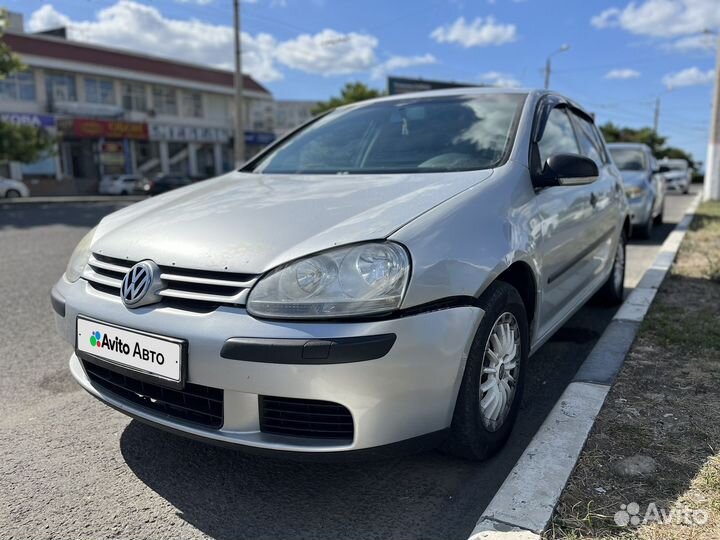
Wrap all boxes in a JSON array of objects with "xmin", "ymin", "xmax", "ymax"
[{"xmin": 443, "ymin": 282, "xmax": 528, "ymax": 461}]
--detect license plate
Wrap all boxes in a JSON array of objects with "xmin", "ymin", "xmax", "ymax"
[{"xmin": 77, "ymin": 316, "xmax": 183, "ymax": 383}]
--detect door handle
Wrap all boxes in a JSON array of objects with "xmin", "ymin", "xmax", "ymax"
[{"xmin": 590, "ymin": 192, "xmax": 598, "ymax": 208}]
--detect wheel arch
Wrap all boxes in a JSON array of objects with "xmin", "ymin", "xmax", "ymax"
[{"xmin": 483, "ymin": 260, "xmax": 539, "ymax": 337}]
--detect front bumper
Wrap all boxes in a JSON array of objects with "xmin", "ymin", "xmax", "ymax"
[
  {"xmin": 627, "ymin": 195, "xmax": 652, "ymax": 225},
  {"xmin": 54, "ymin": 277, "xmax": 483, "ymax": 454}
]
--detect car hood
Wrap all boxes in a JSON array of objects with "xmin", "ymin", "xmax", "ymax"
[
  {"xmin": 93, "ymin": 170, "xmax": 493, "ymax": 273},
  {"xmin": 619, "ymin": 170, "xmax": 650, "ymax": 187}
]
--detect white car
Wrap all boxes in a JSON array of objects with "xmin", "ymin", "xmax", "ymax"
[
  {"xmin": 98, "ymin": 175, "xmax": 143, "ymax": 195},
  {"xmin": 0, "ymin": 177, "xmax": 30, "ymax": 198},
  {"xmin": 660, "ymin": 158, "xmax": 691, "ymax": 194}
]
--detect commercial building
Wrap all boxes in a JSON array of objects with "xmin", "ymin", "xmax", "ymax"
[
  {"xmin": 0, "ymin": 13, "xmax": 275, "ymax": 194},
  {"xmin": 273, "ymin": 100, "xmax": 317, "ymax": 138}
]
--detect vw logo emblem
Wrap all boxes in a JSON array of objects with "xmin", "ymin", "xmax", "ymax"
[{"xmin": 120, "ymin": 260, "xmax": 163, "ymax": 308}]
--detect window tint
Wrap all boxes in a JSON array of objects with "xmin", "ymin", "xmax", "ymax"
[
  {"xmin": 571, "ymin": 113, "xmax": 607, "ymax": 165},
  {"xmin": 538, "ymin": 108, "xmax": 579, "ymax": 164}
]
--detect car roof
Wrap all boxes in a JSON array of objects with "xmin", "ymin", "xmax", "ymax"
[
  {"xmin": 335, "ymin": 87, "xmax": 597, "ymax": 123},
  {"xmin": 606, "ymin": 142, "xmax": 652, "ymax": 151}
]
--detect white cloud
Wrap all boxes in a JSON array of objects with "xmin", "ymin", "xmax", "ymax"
[
  {"xmin": 175, "ymin": 0, "xmax": 216, "ymax": 6},
  {"xmin": 27, "ymin": 2, "xmax": 387, "ymax": 82},
  {"xmin": 590, "ymin": 0, "xmax": 720, "ymax": 38},
  {"xmin": 431, "ymin": 16, "xmax": 517, "ymax": 47},
  {"xmin": 28, "ymin": 2, "xmax": 282, "ymax": 81},
  {"xmin": 371, "ymin": 53, "xmax": 437, "ymax": 79},
  {"xmin": 274, "ymin": 29, "xmax": 378, "ymax": 76},
  {"xmin": 662, "ymin": 66, "xmax": 715, "ymax": 88},
  {"xmin": 605, "ymin": 68, "xmax": 641, "ymax": 79},
  {"xmin": 669, "ymin": 33, "xmax": 717, "ymax": 51},
  {"xmin": 479, "ymin": 71, "xmax": 521, "ymax": 87}
]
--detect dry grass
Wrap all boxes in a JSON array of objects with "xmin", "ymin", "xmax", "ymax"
[{"xmin": 546, "ymin": 202, "xmax": 720, "ymax": 540}]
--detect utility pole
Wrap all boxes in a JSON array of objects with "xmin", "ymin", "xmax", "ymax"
[
  {"xmin": 653, "ymin": 97, "xmax": 660, "ymax": 134},
  {"xmin": 233, "ymin": 0, "xmax": 245, "ymax": 168},
  {"xmin": 544, "ymin": 44, "xmax": 570, "ymax": 90},
  {"xmin": 704, "ymin": 32, "xmax": 720, "ymax": 201}
]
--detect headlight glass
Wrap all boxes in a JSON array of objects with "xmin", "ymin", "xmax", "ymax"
[
  {"xmin": 247, "ymin": 242, "xmax": 410, "ymax": 319},
  {"xmin": 625, "ymin": 185, "xmax": 646, "ymax": 199},
  {"xmin": 64, "ymin": 227, "xmax": 97, "ymax": 282}
]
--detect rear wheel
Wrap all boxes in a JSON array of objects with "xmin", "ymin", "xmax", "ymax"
[
  {"xmin": 443, "ymin": 282, "xmax": 528, "ymax": 461},
  {"xmin": 596, "ymin": 229, "xmax": 626, "ymax": 305},
  {"xmin": 5, "ymin": 189, "xmax": 21, "ymax": 198}
]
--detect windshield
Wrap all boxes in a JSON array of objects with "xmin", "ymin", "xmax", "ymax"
[
  {"xmin": 609, "ymin": 148, "xmax": 648, "ymax": 171},
  {"xmin": 667, "ymin": 161, "xmax": 688, "ymax": 171},
  {"xmin": 251, "ymin": 94, "xmax": 525, "ymax": 175}
]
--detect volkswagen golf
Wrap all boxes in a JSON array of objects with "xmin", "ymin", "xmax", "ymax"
[{"xmin": 52, "ymin": 88, "xmax": 629, "ymax": 460}]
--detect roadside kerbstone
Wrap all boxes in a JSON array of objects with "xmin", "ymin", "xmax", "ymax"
[{"xmin": 612, "ymin": 455, "xmax": 658, "ymax": 477}]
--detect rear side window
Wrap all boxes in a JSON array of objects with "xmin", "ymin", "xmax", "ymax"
[
  {"xmin": 538, "ymin": 108, "xmax": 579, "ymax": 165},
  {"xmin": 571, "ymin": 113, "xmax": 608, "ymax": 165}
]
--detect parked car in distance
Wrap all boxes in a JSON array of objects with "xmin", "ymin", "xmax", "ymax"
[
  {"xmin": 98, "ymin": 174, "xmax": 145, "ymax": 196},
  {"xmin": 607, "ymin": 142, "xmax": 666, "ymax": 239},
  {"xmin": 137, "ymin": 173, "xmax": 193, "ymax": 196},
  {"xmin": 0, "ymin": 177, "xmax": 30, "ymax": 198},
  {"xmin": 660, "ymin": 158, "xmax": 691, "ymax": 194},
  {"xmin": 53, "ymin": 88, "xmax": 629, "ymax": 461}
]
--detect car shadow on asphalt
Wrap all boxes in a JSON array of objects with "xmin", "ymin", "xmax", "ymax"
[{"xmin": 119, "ymin": 304, "xmax": 617, "ymax": 540}]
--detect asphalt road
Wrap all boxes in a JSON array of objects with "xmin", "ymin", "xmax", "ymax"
[{"xmin": 0, "ymin": 188, "xmax": 698, "ymax": 540}]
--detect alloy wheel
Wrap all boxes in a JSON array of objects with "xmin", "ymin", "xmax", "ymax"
[{"xmin": 479, "ymin": 312, "xmax": 521, "ymax": 432}]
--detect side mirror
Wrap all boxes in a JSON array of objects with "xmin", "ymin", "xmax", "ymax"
[{"xmin": 535, "ymin": 153, "xmax": 599, "ymax": 187}]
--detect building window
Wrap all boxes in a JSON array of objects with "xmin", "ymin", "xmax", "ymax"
[
  {"xmin": 122, "ymin": 82, "xmax": 147, "ymax": 111},
  {"xmin": 181, "ymin": 91, "xmax": 203, "ymax": 118},
  {"xmin": 152, "ymin": 85, "xmax": 178, "ymax": 116},
  {"xmin": 85, "ymin": 77, "xmax": 115, "ymax": 105},
  {"xmin": 0, "ymin": 70, "xmax": 36, "ymax": 102},
  {"xmin": 45, "ymin": 71, "xmax": 77, "ymax": 103}
]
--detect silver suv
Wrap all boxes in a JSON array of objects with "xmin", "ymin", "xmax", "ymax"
[{"xmin": 52, "ymin": 89, "xmax": 629, "ymax": 460}]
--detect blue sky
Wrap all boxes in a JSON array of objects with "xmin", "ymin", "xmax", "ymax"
[{"xmin": 6, "ymin": 0, "xmax": 718, "ymax": 163}]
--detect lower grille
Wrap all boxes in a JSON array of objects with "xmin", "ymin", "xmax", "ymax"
[
  {"xmin": 259, "ymin": 396, "xmax": 354, "ymax": 440},
  {"xmin": 83, "ymin": 361, "xmax": 223, "ymax": 429}
]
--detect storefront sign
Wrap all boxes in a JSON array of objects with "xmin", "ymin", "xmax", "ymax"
[
  {"xmin": 149, "ymin": 124, "xmax": 231, "ymax": 143},
  {"xmin": 245, "ymin": 131, "xmax": 276, "ymax": 145},
  {"xmin": 0, "ymin": 112, "xmax": 56, "ymax": 129},
  {"xmin": 68, "ymin": 119, "xmax": 148, "ymax": 140}
]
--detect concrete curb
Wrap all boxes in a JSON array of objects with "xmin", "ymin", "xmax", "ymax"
[
  {"xmin": 1, "ymin": 196, "xmax": 145, "ymax": 205},
  {"xmin": 468, "ymin": 193, "xmax": 703, "ymax": 540}
]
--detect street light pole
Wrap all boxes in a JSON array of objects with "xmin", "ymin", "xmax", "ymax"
[
  {"xmin": 704, "ymin": 32, "xmax": 720, "ymax": 201},
  {"xmin": 653, "ymin": 97, "xmax": 661, "ymax": 134},
  {"xmin": 233, "ymin": 0, "xmax": 245, "ymax": 168},
  {"xmin": 544, "ymin": 44, "xmax": 570, "ymax": 90}
]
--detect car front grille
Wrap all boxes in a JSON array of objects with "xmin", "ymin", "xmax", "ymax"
[
  {"xmin": 83, "ymin": 253, "xmax": 259, "ymax": 311},
  {"xmin": 83, "ymin": 360, "xmax": 224, "ymax": 429},
  {"xmin": 259, "ymin": 396, "xmax": 354, "ymax": 440}
]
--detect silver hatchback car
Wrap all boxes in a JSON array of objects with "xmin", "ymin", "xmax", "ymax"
[{"xmin": 53, "ymin": 88, "xmax": 629, "ymax": 460}]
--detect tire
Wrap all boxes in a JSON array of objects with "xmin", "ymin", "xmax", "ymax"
[
  {"xmin": 596, "ymin": 229, "xmax": 626, "ymax": 305},
  {"xmin": 443, "ymin": 282, "xmax": 529, "ymax": 461},
  {"xmin": 653, "ymin": 201, "xmax": 664, "ymax": 225},
  {"xmin": 5, "ymin": 189, "xmax": 21, "ymax": 198},
  {"xmin": 634, "ymin": 203, "xmax": 654, "ymax": 239},
  {"xmin": 120, "ymin": 190, "xmax": 129, "ymax": 196}
]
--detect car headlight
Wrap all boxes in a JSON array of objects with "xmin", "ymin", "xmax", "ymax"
[
  {"xmin": 64, "ymin": 227, "xmax": 97, "ymax": 282},
  {"xmin": 247, "ymin": 242, "xmax": 411, "ymax": 319},
  {"xmin": 625, "ymin": 185, "xmax": 646, "ymax": 200}
]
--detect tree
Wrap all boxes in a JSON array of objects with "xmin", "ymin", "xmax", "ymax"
[
  {"xmin": 599, "ymin": 121, "xmax": 698, "ymax": 168},
  {"xmin": 311, "ymin": 82, "xmax": 383, "ymax": 115},
  {"xmin": 0, "ymin": 11, "xmax": 55, "ymax": 163}
]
